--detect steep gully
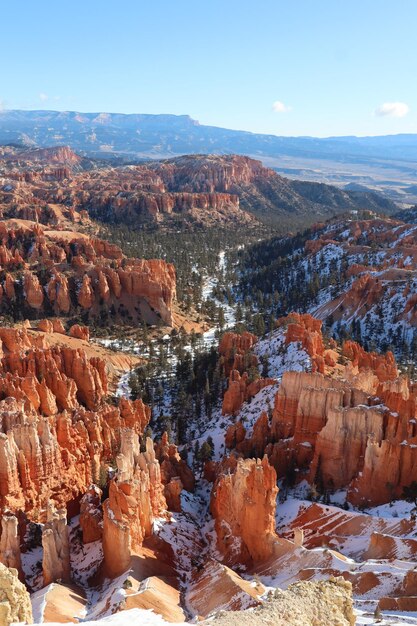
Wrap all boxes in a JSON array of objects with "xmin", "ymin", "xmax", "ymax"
[
  {"xmin": 18, "ymin": 249, "xmax": 238, "ymax": 623},
  {"xmin": 105, "ymin": 249, "xmax": 238, "ymax": 618}
]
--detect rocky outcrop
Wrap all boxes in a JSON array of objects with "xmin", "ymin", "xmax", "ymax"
[
  {"xmin": 219, "ymin": 331, "xmax": 277, "ymax": 417},
  {"xmin": 0, "ymin": 513, "xmax": 21, "ymax": 574},
  {"xmin": 4, "ymin": 153, "xmax": 259, "ymax": 230},
  {"xmin": 205, "ymin": 578, "xmax": 355, "ymax": 626},
  {"xmin": 264, "ymin": 368, "xmax": 416, "ymax": 503},
  {"xmin": 78, "ymin": 275, "xmax": 94, "ymax": 309},
  {"xmin": 47, "ymin": 273, "xmax": 71, "ymax": 314},
  {"xmin": 210, "ymin": 456, "xmax": 278, "ymax": 565},
  {"xmin": 42, "ymin": 505, "xmax": 71, "ymax": 586},
  {"xmin": 24, "ymin": 272, "xmax": 44, "ymax": 309},
  {"xmin": 69, "ymin": 324, "xmax": 90, "ymax": 341},
  {"xmin": 342, "ymin": 340, "xmax": 398, "ymax": 382},
  {"xmin": 0, "ymin": 222, "xmax": 177, "ymax": 326},
  {"xmin": 283, "ymin": 313, "xmax": 325, "ymax": 373},
  {"xmin": 309, "ymin": 405, "xmax": 386, "ymax": 490},
  {"xmin": 102, "ymin": 435, "xmax": 167, "ymax": 577},
  {"xmin": 10, "ymin": 145, "xmax": 81, "ymax": 166},
  {"xmin": 0, "ymin": 562, "xmax": 33, "ymax": 625},
  {"xmin": 79, "ymin": 485, "xmax": 103, "ymax": 543},
  {"xmin": 222, "ymin": 369, "xmax": 275, "ymax": 416},
  {"xmin": 219, "ymin": 331, "xmax": 258, "ymax": 376},
  {"xmin": 0, "ymin": 327, "xmax": 151, "ymax": 521},
  {"xmin": 154, "ymin": 432, "xmax": 195, "ymax": 511},
  {"xmin": 220, "ymin": 313, "xmax": 417, "ymax": 507}
]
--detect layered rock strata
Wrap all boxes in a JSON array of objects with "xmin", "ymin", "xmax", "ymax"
[
  {"xmin": 0, "ymin": 327, "xmax": 150, "ymax": 518},
  {"xmin": 223, "ymin": 313, "xmax": 417, "ymax": 506}
]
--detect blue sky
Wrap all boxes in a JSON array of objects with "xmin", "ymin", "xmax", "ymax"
[{"xmin": 1, "ymin": 0, "xmax": 416, "ymax": 137}]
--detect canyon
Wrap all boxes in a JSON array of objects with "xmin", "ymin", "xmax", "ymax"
[
  {"xmin": 9, "ymin": 309, "xmax": 417, "ymax": 625},
  {"xmin": 1, "ymin": 143, "xmax": 417, "ymax": 626}
]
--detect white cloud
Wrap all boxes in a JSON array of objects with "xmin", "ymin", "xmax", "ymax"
[
  {"xmin": 374, "ymin": 101, "xmax": 410, "ymax": 118},
  {"xmin": 272, "ymin": 100, "xmax": 291, "ymax": 113},
  {"xmin": 39, "ymin": 92, "xmax": 48, "ymax": 102}
]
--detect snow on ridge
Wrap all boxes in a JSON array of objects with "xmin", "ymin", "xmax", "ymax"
[
  {"xmin": 32, "ymin": 607, "xmax": 184, "ymax": 625},
  {"xmin": 255, "ymin": 327, "xmax": 311, "ymax": 379}
]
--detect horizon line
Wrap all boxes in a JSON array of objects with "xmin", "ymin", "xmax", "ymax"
[{"xmin": 1, "ymin": 107, "xmax": 417, "ymax": 141}]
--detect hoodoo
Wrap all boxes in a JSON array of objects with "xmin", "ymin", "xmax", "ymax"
[{"xmin": 210, "ymin": 455, "xmax": 279, "ymax": 564}]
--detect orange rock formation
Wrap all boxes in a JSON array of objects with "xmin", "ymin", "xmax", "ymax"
[
  {"xmin": 102, "ymin": 435, "xmax": 167, "ymax": 577},
  {"xmin": 222, "ymin": 314, "xmax": 417, "ymax": 507},
  {"xmin": 0, "ymin": 327, "xmax": 150, "ymax": 519},
  {"xmin": 79, "ymin": 485, "xmax": 103, "ymax": 544},
  {"xmin": 210, "ymin": 455, "xmax": 278, "ymax": 565},
  {"xmin": 154, "ymin": 432, "xmax": 195, "ymax": 511},
  {"xmin": 0, "ymin": 222, "xmax": 176, "ymax": 326}
]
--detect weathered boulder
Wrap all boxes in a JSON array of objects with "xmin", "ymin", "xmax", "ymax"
[{"xmin": 0, "ymin": 562, "xmax": 33, "ymax": 625}]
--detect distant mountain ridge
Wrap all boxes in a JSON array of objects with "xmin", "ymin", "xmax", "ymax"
[{"xmin": 2, "ymin": 109, "xmax": 417, "ymax": 163}]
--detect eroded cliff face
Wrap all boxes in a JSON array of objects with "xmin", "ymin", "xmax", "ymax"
[
  {"xmin": 270, "ymin": 362, "xmax": 417, "ymax": 505},
  {"xmin": 79, "ymin": 485, "xmax": 103, "ymax": 544},
  {"xmin": 0, "ymin": 149, "xmax": 258, "ymax": 230},
  {"xmin": 0, "ymin": 325, "xmax": 150, "ymax": 518},
  {"xmin": 0, "ymin": 221, "xmax": 176, "ymax": 326},
  {"xmin": 42, "ymin": 505, "xmax": 71, "ymax": 586},
  {"xmin": 0, "ymin": 318, "xmax": 186, "ymax": 597},
  {"xmin": 283, "ymin": 313, "xmax": 326, "ymax": 374},
  {"xmin": 221, "ymin": 313, "xmax": 417, "ymax": 507},
  {"xmin": 220, "ymin": 330, "xmax": 275, "ymax": 416}
]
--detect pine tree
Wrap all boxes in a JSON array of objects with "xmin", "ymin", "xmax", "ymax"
[
  {"xmin": 217, "ymin": 306, "xmax": 226, "ymax": 329},
  {"xmin": 261, "ymin": 353, "xmax": 270, "ymax": 378}
]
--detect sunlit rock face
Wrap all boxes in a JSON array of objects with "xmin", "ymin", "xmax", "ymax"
[
  {"xmin": 0, "ymin": 221, "xmax": 177, "ymax": 326},
  {"xmin": 0, "ymin": 561, "xmax": 33, "ymax": 626},
  {"xmin": 102, "ymin": 436, "xmax": 167, "ymax": 578},
  {"xmin": 221, "ymin": 313, "xmax": 417, "ymax": 507},
  {"xmin": 0, "ymin": 326, "xmax": 151, "ymax": 519},
  {"xmin": 210, "ymin": 455, "xmax": 279, "ymax": 565}
]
